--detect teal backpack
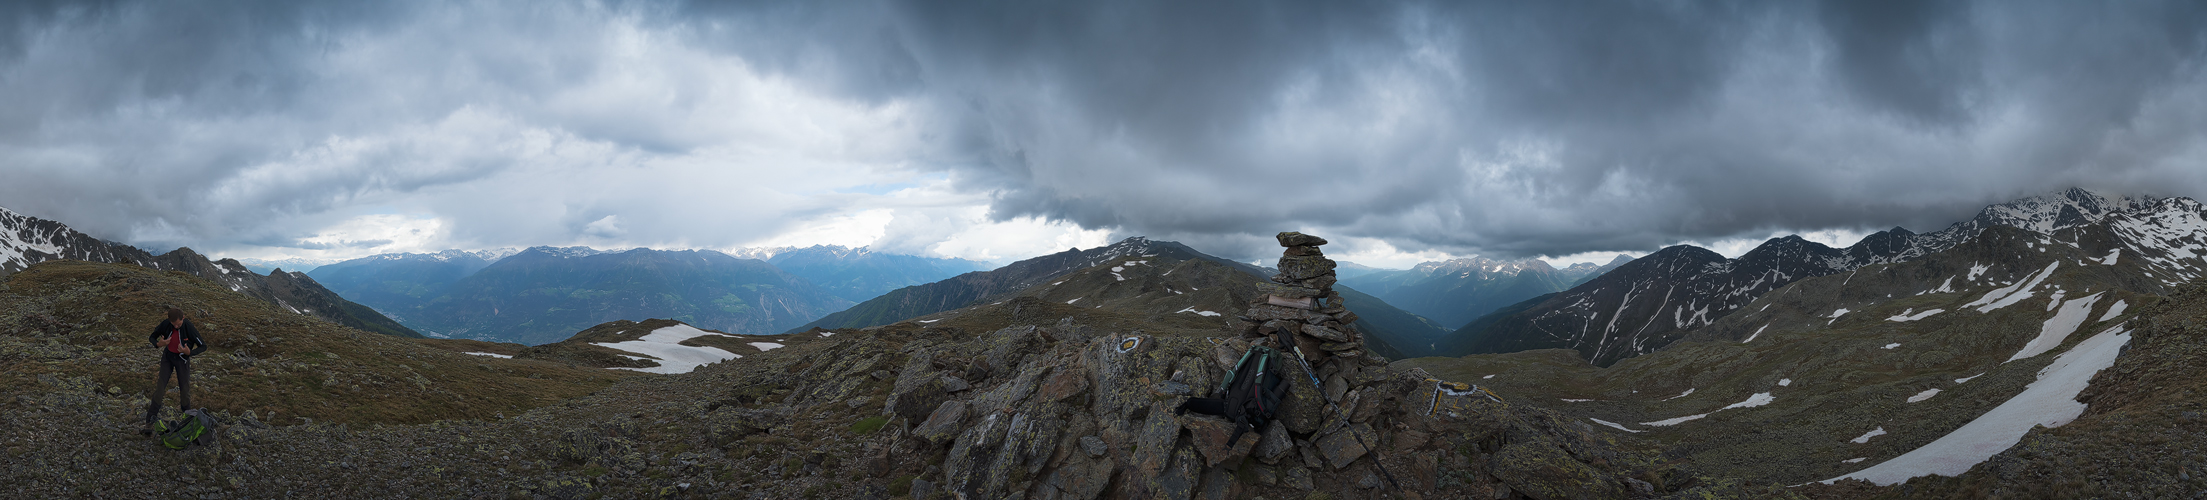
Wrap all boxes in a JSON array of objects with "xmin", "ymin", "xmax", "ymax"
[{"xmin": 157, "ymin": 409, "xmax": 218, "ymax": 450}]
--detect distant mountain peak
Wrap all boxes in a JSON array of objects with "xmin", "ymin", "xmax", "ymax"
[{"xmin": 1962, "ymin": 188, "xmax": 2163, "ymax": 234}]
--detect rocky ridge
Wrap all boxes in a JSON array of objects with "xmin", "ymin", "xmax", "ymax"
[
  {"xmin": 0, "ymin": 205, "xmax": 421, "ymax": 338},
  {"xmin": 1451, "ymin": 188, "xmax": 2207, "ymax": 366}
]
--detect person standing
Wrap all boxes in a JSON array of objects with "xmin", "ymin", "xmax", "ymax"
[{"xmin": 142, "ymin": 307, "xmax": 206, "ymax": 435}]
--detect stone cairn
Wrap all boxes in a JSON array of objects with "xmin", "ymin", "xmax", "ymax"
[{"xmin": 1238, "ymin": 232, "xmax": 1366, "ymax": 375}]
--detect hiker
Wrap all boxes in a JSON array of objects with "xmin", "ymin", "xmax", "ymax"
[{"xmin": 142, "ymin": 307, "xmax": 206, "ymax": 435}]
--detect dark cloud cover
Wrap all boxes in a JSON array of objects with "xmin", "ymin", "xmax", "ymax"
[{"xmin": 3, "ymin": 0, "xmax": 2206, "ymax": 263}]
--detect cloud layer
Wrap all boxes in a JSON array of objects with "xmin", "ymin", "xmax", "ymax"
[{"xmin": 3, "ymin": 0, "xmax": 2205, "ymax": 264}]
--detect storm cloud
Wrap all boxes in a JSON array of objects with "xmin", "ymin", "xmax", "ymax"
[{"xmin": 3, "ymin": 0, "xmax": 2205, "ymax": 263}]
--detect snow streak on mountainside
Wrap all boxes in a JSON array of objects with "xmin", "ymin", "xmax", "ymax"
[{"xmin": 1448, "ymin": 188, "xmax": 2206, "ymax": 366}]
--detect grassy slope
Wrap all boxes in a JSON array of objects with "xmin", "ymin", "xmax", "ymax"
[{"xmin": 0, "ymin": 260, "xmax": 636, "ymax": 426}]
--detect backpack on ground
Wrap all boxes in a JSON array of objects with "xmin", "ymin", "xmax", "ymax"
[
  {"xmin": 1175, "ymin": 342, "xmax": 1290, "ymax": 446},
  {"xmin": 158, "ymin": 409, "xmax": 218, "ymax": 450}
]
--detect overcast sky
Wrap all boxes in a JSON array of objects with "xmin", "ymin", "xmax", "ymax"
[{"xmin": 4, "ymin": 1, "xmax": 2205, "ymax": 268}]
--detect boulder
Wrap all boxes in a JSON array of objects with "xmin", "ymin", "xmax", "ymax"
[
  {"xmin": 1276, "ymin": 256, "xmax": 1337, "ymax": 280},
  {"xmin": 1278, "ymin": 372, "xmax": 1326, "ymax": 434},
  {"xmin": 1301, "ymin": 324, "xmax": 1350, "ymax": 342},
  {"xmin": 1132, "ymin": 403, "xmax": 1183, "ymax": 476},
  {"xmin": 1036, "ymin": 367, "xmax": 1090, "ymax": 403},
  {"xmin": 886, "ymin": 352, "xmax": 950, "ymax": 423},
  {"xmin": 1284, "ymin": 466, "xmax": 1315, "ymax": 490},
  {"xmin": 1031, "ymin": 453, "xmax": 1113, "ymax": 500},
  {"xmin": 1275, "ymin": 232, "xmax": 1328, "ymax": 247},
  {"xmin": 1316, "ymin": 423, "xmax": 1380, "ymax": 470},
  {"xmin": 1244, "ymin": 304, "xmax": 1326, "ymax": 323},
  {"xmin": 1255, "ymin": 281, "xmax": 1323, "ymax": 299},
  {"xmin": 1254, "ymin": 419, "xmax": 1294, "ymax": 464},
  {"xmin": 1078, "ymin": 436, "xmax": 1107, "ymax": 457},
  {"xmin": 913, "ymin": 400, "xmax": 969, "ymax": 444},
  {"xmin": 1182, "ymin": 416, "xmax": 1259, "ymax": 466}
]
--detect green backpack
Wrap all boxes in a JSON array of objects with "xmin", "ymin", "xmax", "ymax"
[{"xmin": 157, "ymin": 409, "xmax": 218, "ymax": 450}]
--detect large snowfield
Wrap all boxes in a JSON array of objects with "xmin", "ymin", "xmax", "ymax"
[
  {"xmin": 593, "ymin": 324, "xmax": 744, "ymax": 374},
  {"xmin": 1824, "ymin": 324, "xmax": 2132, "ymax": 485}
]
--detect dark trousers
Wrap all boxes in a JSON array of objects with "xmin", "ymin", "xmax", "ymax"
[{"xmin": 145, "ymin": 352, "xmax": 192, "ymax": 424}]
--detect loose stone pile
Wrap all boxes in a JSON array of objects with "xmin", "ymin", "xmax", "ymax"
[{"xmin": 1240, "ymin": 232, "xmax": 1367, "ymax": 371}]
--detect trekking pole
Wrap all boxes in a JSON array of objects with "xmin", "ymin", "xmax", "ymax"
[{"xmin": 1270, "ymin": 330, "xmax": 1325, "ymax": 393}]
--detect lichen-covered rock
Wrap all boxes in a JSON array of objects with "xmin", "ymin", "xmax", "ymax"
[
  {"xmin": 1255, "ymin": 281, "xmax": 1322, "ymax": 299},
  {"xmin": 1316, "ymin": 423, "xmax": 1379, "ymax": 470},
  {"xmin": 1182, "ymin": 416, "xmax": 1258, "ymax": 466},
  {"xmin": 1275, "ymin": 232, "xmax": 1328, "ymax": 247},
  {"xmin": 913, "ymin": 400, "xmax": 968, "ymax": 444},
  {"xmin": 1277, "ymin": 371, "xmax": 1326, "ymax": 434},
  {"xmin": 1275, "ymin": 256, "xmax": 1337, "ymax": 281},
  {"xmin": 1254, "ymin": 419, "xmax": 1294, "ymax": 464},
  {"xmin": 1035, "ymin": 366, "xmax": 1090, "ymax": 404},
  {"xmin": 886, "ymin": 351, "xmax": 950, "ymax": 423},
  {"xmin": 1302, "ymin": 324, "xmax": 1349, "ymax": 342},
  {"xmin": 1030, "ymin": 452, "xmax": 1113, "ymax": 500}
]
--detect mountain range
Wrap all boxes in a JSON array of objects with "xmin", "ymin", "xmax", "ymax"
[
  {"xmin": 787, "ymin": 236, "xmax": 1452, "ymax": 359},
  {"xmin": 1444, "ymin": 188, "xmax": 2189, "ymax": 366},
  {"xmin": 1398, "ymin": 191, "xmax": 2207, "ymax": 491},
  {"xmin": 759, "ymin": 245, "xmax": 991, "ymax": 303},
  {"xmin": 308, "ymin": 245, "xmax": 988, "ymax": 344},
  {"xmin": 1340, "ymin": 254, "xmax": 1633, "ymax": 346},
  {"xmin": 0, "ymin": 206, "xmax": 421, "ymax": 338}
]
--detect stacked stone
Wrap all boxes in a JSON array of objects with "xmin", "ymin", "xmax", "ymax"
[{"xmin": 1238, "ymin": 231, "xmax": 1367, "ymax": 364}]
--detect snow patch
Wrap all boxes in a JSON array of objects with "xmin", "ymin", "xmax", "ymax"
[
  {"xmin": 1882, "ymin": 343, "xmax": 1901, "ymax": 349},
  {"xmin": 1887, "ymin": 308, "xmax": 1946, "ymax": 322},
  {"xmin": 464, "ymin": 352, "xmax": 512, "ymax": 359},
  {"xmin": 1926, "ymin": 276, "xmax": 1956, "ymax": 294},
  {"xmin": 2006, "ymin": 293, "xmax": 2103, "ymax": 362},
  {"xmin": 1482, "ymin": 374, "xmax": 1496, "ymax": 379},
  {"xmin": 1965, "ymin": 262, "xmax": 2060, "ymax": 313},
  {"xmin": 1066, "ymin": 297, "xmax": 1081, "ymax": 304},
  {"xmin": 1589, "ymin": 418, "xmax": 1643, "ymax": 433},
  {"xmin": 1955, "ymin": 373, "xmax": 1984, "ymax": 384},
  {"xmin": 1744, "ymin": 324, "xmax": 1769, "ymax": 343},
  {"xmin": 2100, "ymin": 300, "xmax": 2127, "ymax": 322},
  {"xmin": 1640, "ymin": 413, "xmax": 1709, "ymax": 427},
  {"xmin": 1823, "ymin": 325, "xmax": 2132, "ymax": 486},
  {"xmin": 1850, "ymin": 427, "xmax": 1887, "ymax": 444},
  {"xmin": 1843, "ymin": 458, "xmax": 1867, "ymax": 464},
  {"xmin": 2099, "ymin": 249, "xmax": 2120, "ymax": 265},
  {"xmin": 596, "ymin": 325, "xmax": 744, "ymax": 375},
  {"xmin": 748, "ymin": 342, "xmax": 785, "ymax": 351},
  {"xmin": 1827, "ymin": 308, "xmax": 1851, "ymax": 325},
  {"xmin": 1721, "ymin": 392, "xmax": 1775, "ymax": 410},
  {"xmin": 1907, "ymin": 388, "xmax": 1942, "ymax": 403},
  {"xmin": 917, "ymin": 319, "xmax": 938, "ymax": 324},
  {"xmin": 1561, "ymin": 399, "xmax": 1593, "ymax": 403},
  {"xmin": 1173, "ymin": 307, "xmax": 1222, "ymax": 317},
  {"xmin": 1779, "ymin": 378, "xmax": 1792, "ymax": 387},
  {"xmin": 1662, "ymin": 388, "xmax": 1695, "ymax": 401}
]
